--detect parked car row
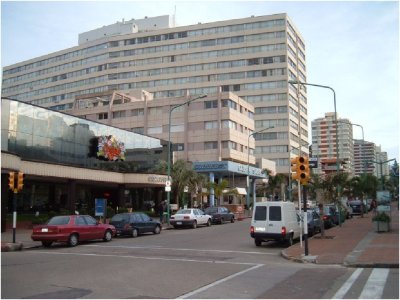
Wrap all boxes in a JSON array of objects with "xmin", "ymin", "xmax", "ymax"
[{"xmin": 31, "ymin": 206, "xmax": 236, "ymax": 248}]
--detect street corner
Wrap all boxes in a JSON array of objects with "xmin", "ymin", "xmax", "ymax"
[
  {"xmin": 1, "ymin": 242, "xmax": 23, "ymax": 252},
  {"xmin": 281, "ymin": 247, "xmax": 316, "ymax": 264}
]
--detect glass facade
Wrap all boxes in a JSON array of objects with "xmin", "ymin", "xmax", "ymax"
[{"xmin": 1, "ymin": 98, "xmax": 168, "ymax": 173}]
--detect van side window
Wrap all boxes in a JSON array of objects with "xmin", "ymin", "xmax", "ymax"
[
  {"xmin": 254, "ymin": 206, "xmax": 267, "ymax": 221},
  {"xmin": 269, "ymin": 206, "xmax": 282, "ymax": 221}
]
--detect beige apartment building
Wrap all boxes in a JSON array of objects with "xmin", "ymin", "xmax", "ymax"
[
  {"xmin": 2, "ymin": 14, "xmax": 308, "ymax": 174},
  {"xmin": 311, "ymin": 112, "xmax": 354, "ymax": 176},
  {"xmin": 70, "ymin": 89, "xmax": 273, "ymax": 207},
  {"xmin": 353, "ymin": 139, "xmax": 376, "ymax": 176},
  {"xmin": 71, "ymin": 89, "xmax": 257, "ymax": 166}
]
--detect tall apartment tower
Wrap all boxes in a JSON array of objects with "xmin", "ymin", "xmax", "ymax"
[
  {"xmin": 311, "ymin": 112, "xmax": 354, "ymax": 176},
  {"xmin": 375, "ymin": 146, "xmax": 390, "ymax": 178},
  {"xmin": 1, "ymin": 14, "xmax": 307, "ymax": 174},
  {"xmin": 353, "ymin": 139, "xmax": 376, "ymax": 176}
]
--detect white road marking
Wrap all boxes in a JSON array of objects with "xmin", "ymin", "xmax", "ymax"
[
  {"xmin": 84, "ymin": 244, "xmax": 276, "ymax": 255},
  {"xmin": 177, "ymin": 264, "xmax": 264, "ymax": 299},
  {"xmin": 31, "ymin": 251, "xmax": 261, "ymax": 266},
  {"xmin": 359, "ymin": 268, "xmax": 390, "ymax": 299},
  {"xmin": 333, "ymin": 268, "xmax": 363, "ymax": 299}
]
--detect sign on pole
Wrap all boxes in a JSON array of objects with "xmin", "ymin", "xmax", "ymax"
[{"xmin": 95, "ymin": 198, "xmax": 107, "ymax": 217}]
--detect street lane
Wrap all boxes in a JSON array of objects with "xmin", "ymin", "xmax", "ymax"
[{"xmin": 2, "ymin": 218, "xmax": 398, "ymax": 299}]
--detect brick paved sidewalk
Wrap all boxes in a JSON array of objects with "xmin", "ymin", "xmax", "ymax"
[{"xmin": 282, "ymin": 202, "xmax": 399, "ymax": 268}]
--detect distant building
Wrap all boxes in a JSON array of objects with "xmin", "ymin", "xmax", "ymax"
[
  {"xmin": 375, "ymin": 146, "xmax": 390, "ymax": 178},
  {"xmin": 353, "ymin": 139, "xmax": 376, "ymax": 175},
  {"xmin": 311, "ymin": 112, "xmax": 354, "ymax": 176}
]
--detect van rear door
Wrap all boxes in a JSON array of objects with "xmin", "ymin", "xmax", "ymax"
[
  {"xmin": 268, "ymin": 205, "xmax": 282, "ymax": 234},
  {"xmin": 252, "ymin": 205, "xmax": 267, "ymax": 232}
]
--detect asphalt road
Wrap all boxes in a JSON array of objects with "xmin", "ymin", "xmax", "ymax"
[{"xmin": 1, "ymin": 219, "xmax": 398, "ymax": 299}]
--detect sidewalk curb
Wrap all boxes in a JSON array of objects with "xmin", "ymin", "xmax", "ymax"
[
  {"xmin": 1, "ymin": 242, "xmax": 23, "ymax": 252},
  {"xmin": 281, "ymin": 249, "xmax": 399, "ymax": 268}
]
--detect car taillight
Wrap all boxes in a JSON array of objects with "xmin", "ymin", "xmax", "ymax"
[
  {"xmin": 170, "ymin": 216, "xmax": 175, "ymax": 220},
  {"xmin": 184, "ymin": 216, "xmax": 190, "ymax": 220},
  {"xmin": 250, "ymin": 226, "xmax": 254, "ymax": 234},
  {"xmin": 323, "ymin": 215, "xmax": 329, "ymax": 220},
  {"xmin": 281, "ymin": 226, "xmax": 287, "ymax": 237}
]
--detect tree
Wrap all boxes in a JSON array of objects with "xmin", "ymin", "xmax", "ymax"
[
  {"xmin": 187, "ymin": 172, "xmax": 209, "ymax": 208},
  {"xmin": 209, "ymin": 179, "xmax": 230, "ymax": 206}
]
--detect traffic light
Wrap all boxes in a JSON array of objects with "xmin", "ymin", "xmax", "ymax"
[
  {"xmin": 17, "ymin": 172, "xmax": 24, "ymax": 192},
  {"xmin": 291, "ymin": 157, "xmax": 300, "ymax": 180},
  {"xmin": 8, "ymin": 172, "xmax": 16, "ymax": 191},
  {"xmin": 298, "ymin": 156, "xmax": 310, "ymax": 185}
]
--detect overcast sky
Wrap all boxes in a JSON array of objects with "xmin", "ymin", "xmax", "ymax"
[{"xmin": 1, "ymin": 0, "xmax": 399, "ymax": 163}]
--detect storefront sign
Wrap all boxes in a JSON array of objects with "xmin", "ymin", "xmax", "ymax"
[{"xmin": 95, "ymin": 198, "xmax": 107, "ymax": 217}]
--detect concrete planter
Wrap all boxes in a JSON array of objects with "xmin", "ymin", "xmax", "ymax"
[{"xmin": 373, "ymin": 221, "xmax": 390, "ymax": 232}]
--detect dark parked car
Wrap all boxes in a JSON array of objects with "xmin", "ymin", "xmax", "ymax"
[
  {"xmin": 317, "ymin": 205, "xmax": 338, "ymax": 229},
  {"xmin": 348, "ymin": 200, "xmax": 367, "ymax": 215},
  {"xmin": 305, "ymin": 209, "xmax": 322, "ymax": 236},
  {"xmin": 31, "ymin": 215, "xmax": 116, "ymax": 247},
  {"xmin": 204, "ymin": 206, "xmax": 235, "ymax": 224},
  {"xmin": 110, "ymin": 212, "xmax": 161, "ymax": 237}
]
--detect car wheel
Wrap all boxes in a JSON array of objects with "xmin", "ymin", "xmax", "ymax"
[
  {"xmin": 206, "ymin": 219, "xmax": 211, "ymax": 227},
  {"xmin": 153, "ymin": 225, "xmax": 161, "ymax": 234},
  {"xmin": 192, "ymin": 221, "xmax": 197, "ymax": 229},
  {"xmin": 42, "ymin": 241, "xmax": 53, "ymax": 248},
  {"xmin": 255, "ymin": 239, "xmax": 262, "ymax": 246},
  {"xmin": 173, "ymin": 225, "xmax": 178, "ymax": 229},
  {"xmin": 230, "ymin": 216, "xmax": 235, "ymax": 223},
  {"xmin": 131, "ymin": 228, "xmax": 138, "ymax": 238},
  {"xmin": 68, "ymin": 233, "xmax": 79, "ymax": 247},
  {"xmin": 103, "ymin": 230, "xmax": 113, "ymax": 242}
]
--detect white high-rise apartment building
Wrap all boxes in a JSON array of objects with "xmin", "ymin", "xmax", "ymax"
[
  {"xmin": 311, "ymin": 112, "xmax": 354, "ymax": 176},
  {"xmin": 375, "ymin": 146, "xmax": 390, "ymax": 178},
  {"xmin": 2, "ymin": 14, "xmax": 307, "ymax": 174},
  {"xmin": 353, "ymin": 139, "xmax": 376, "ymax": 176}
]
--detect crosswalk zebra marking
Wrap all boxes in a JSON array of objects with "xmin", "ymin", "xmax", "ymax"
[
  {"xmin": 359, "ymin": 268, "xmax": 390, "ymax": 299},
  {"xmin": 333, "ymin": 268, "xmax": 363, "ymax": 299}
]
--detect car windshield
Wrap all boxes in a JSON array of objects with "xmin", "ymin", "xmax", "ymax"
[
  {"xmin": 47, "ymin": 216, "xmax": 70, "ymax": 225},
  {"xmin": 176, "ymin": 209, "xmax": 191, "ymax": 214},
  {"xmin": 204, "ymin": 208, "xmax": 218, "ymax": 214},
  {"xmin": 111, "ymin": 214, "xmax": 130, "ymax": 222}
]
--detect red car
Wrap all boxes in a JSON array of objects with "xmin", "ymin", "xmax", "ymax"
[{"xmin": 32, "ymin": 215, "xmax": 116, "ymax": 247}]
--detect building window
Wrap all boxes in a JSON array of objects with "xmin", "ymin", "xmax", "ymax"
[
  {"xmin": 205, "ymin": 141, "xmax": 218, "ymax": 150},
  {"xmin": 171, "ymin": 124, "xmax": 184, "ymax": 132},
  {"xmin": 112, "ymin": 111, "xmax": 126, "ymax": 119},
  {"xmin": 98, "ymin": 113, "xmax": 108, "ymax": 120},
  {"xmin": 205, "ymin": 121, "xmax": 218, "ymax": 129},
  {"xmin": 131, "ymin": 127, "xmax": 144, "ymax": 134},
  {"xmin": 204, "ymin": 100, "xmax": 218, "ymax": 109},
  {"xmin": 131, "ymin": 108, "xmax": 144, "ymax": 117}
]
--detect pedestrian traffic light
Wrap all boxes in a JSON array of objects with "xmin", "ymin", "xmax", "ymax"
[
  {"xmin": 17, "ymin": 172, "xmax": 24, "ymax": 191},
  {"xmin": 291, "ymin": 157, "xmax": 300, "ymax": 180},
  {"xmin": 8, "ymin": 172, "xmax": 16, "ymax": 191},
  {"xmin": 298, "ymin": 156, "xmax": 310, "ymax": 185}
]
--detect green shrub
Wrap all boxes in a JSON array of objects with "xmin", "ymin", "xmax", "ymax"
[{"xmin": 372, "ymin": 212, "xmax": 391, "ymax": 223}]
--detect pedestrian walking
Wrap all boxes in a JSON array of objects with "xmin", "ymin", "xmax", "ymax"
[
  {"xmin": 158, "ymin": 201, "xmax": 165, "ymax": 224},
  {"xmin": 370, "ymin": 199, "xmax": 377, "ymax": 215}
]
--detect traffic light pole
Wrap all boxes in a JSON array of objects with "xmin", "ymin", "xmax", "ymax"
[{"xmin": 12, "ymin": 193, "xmax": 17, "ymax": 243}]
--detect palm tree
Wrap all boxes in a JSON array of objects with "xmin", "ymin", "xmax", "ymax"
[
  {"xmin": 187, "ymin": 172, "xmax": 209, "ymax": 208},
  {"xmin": 209, "ymin": 179, "xmax": 230, "ymax": 206}
]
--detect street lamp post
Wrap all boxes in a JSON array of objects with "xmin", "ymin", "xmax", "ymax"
[
  {"xmin": 247, "ymin": 126, "xmax": 274, "ymax": 208},
  {"xmin": 289, "ymin": 80, "xmax": 340, "ymax": 200},
  {"xmin": 166, "ymin": 94, "xmax": 207, "ymax": 225},
  {"xmin": 289, "ymin": 80, "xmax": 339, "ymax": 175}
]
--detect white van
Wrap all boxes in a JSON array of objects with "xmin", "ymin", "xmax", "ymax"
[{"xmin": 250, "ymin": 201, "xmax": 301, "ymax": 246}]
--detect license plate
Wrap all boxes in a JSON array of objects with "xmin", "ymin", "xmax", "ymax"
[
  {"xmin": 41, "ymin": 228, "xmax": 48, "ymax": 232},
  {"xmin": 177, "ymin": 222, "xmax": 182, "ymax": 225},
  {"xmin": 255, "ymin": 227, "xmax": 265, "ymax": 232}
]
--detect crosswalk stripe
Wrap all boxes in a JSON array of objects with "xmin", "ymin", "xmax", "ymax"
[
  {"xmin": 333, "ymin": 268, "xmax": 363, "ymax": 299},
  {"xmin": 359, "ymin": 268, "xmax": 390, "ymax": 299}
]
